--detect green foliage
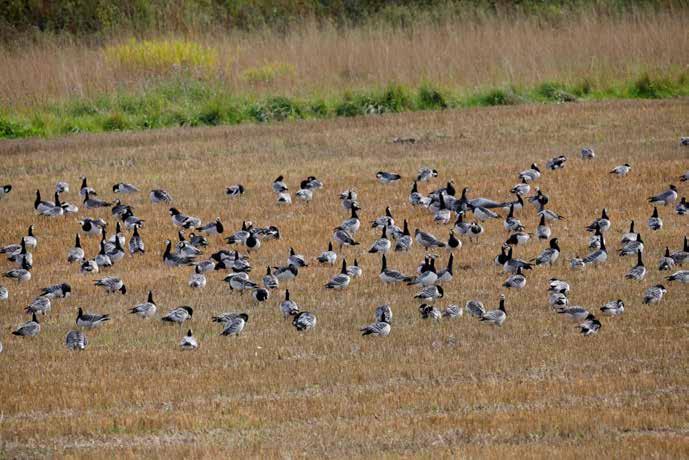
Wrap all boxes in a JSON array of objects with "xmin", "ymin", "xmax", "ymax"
[
  {"xmin": 470, "ymin": 87, "xmax": 525, "ymax": 106},
  {"xmin": 629, "ymin": 73, "xmax": 673, "ymax": 99},
  {"xmin": 417, "ymin": 83, "xmax": 449, "ymax": 110},
  {"xmin": 534, "ymin": 82, "xmax": 577, "ymax": 103},
  {"xmin": 240, "ymin": 62, "xmax": 296, "ymax": 84},
  {"xmin": 0, "ymin": 116, "xmax": 38, "ymax": 138}
]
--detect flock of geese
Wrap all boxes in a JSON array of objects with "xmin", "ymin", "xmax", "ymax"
[{"xmin": 1, "ymin": 139, "xmax": 688, "ymax": 353}]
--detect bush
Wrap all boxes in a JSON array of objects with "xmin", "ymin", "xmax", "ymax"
[
  {"xmin": 535, "ymin": 82, "xmax": 577, "ymax": 103},
  {"xmin": 249, "ymin": 96, "xmax": 303, "ymax": 122},
  {"xmin": 417, "ymin": 84, "xmax": 448, "ymax": 110},
  {"xmin": 473, "ymin": 88, "xmax": 525, "ymax": 106},
  {"xmin": 630, "ymin": 73, "xmax": 673, "ymax": 99},
  {"xmin": 102, "ymin": 112, "xmax": 131, "ymax": 131}
]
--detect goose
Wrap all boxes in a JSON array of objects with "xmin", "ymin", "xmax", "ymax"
[
  {"xmin": 580, "ymin": 147, "xmax": 596, "ymax": 159},
  {"xmin": 537, "ymin": 208, "xmax": 565, "ymax": 221},
  {"xmin": 503, "ymin": 204, "xmax": 522, "ymax": 232},
  {"xmin": 417, "ymin": 167, "xmax": 438, "ymax": 182},
  {"xmin": 12, "ymin": 313, "xmax": 40, "ymax": 337},
  {"xmin": 189, "ymin": 266, "xmax": 207, "ymax": 289},
  {"xmin": 225, "ymin": 273, "xmax": 257, "ymax": 292},
  {"xmin": 55, "ymin": 181, "xmax": 69, "ymax": 193},
  {"xmin": 519, "ymin": 163, "xmax": 541, "ymax": 182},
  {"xmin": 340, "ymin": 190, "xmax": 359, "ymax": 210},
  {"xmin": 671, "ymin": 236, "xmax": 689, "ymax": 265},
  {"xmin": 528, "ymin": 188, "xmax": 548, "ymax": 209},
  {"xmin": 620, "ymin": 221, "xmax": 637, "ymax": 244},
  {"xmin": 272, "ymin": 264, "xmax": 298, "ymax": 282},
  {"xmin": 129, "ymin": 291, "xmax": 157, "ymax": 318},
  {"xmin": 277, "ymin": 191, "xmax": 292, "ymax": 205},
  {"xmin": 194, "ymin": 259, "xmax": 216, "ymax": 273},
  {"xmin": 67, "ymin": 234, "xmax": 84, "ymax": 263},
  {"xmin": 78, "ymin": 177, "xmax": 97, "ymax": 197},
  {"xmin": 610, "ymin": 163, "xmax": 631, "ymax": 176},
  {"xmin": 280, "ymin": 290, "xmax": 299, "ymax": 318},
  {"xmin": 0, "ymin": 184, "xmax": 11, "ymax": 200},
  {"xmin": 643, "ymin": 284, "xmax": 667, "ymax": 304},
  {"xmin": 83, "ymin": 191, "xmax": 111, "ymax": 209},
  {"xmin": 407, "ymin": 259, "xmax": 438, "ymax": 286},
  {"xmin": 4, "ymin": 258, "xmax": 32, "ymax": 282},
  {"xmin": 465, "ymin": 300, "xmax": 486, "ymax": 318},
  {"xmin": 59, "ymin": 195, "xmax": 79, "ymax": 214},
  {"xmin": 252, "ymin": 288, "xmax": 269, "ymax": 302},
  {"xmin": 548, "ymin": 291, "xmax": 569, "ymax": 308},
  {"xmin": 415, "ymin": 229, "xmax": 445, "ymax": 250},
  {"xmin": 317, "ymin": 242, "xmax": 337, "ymax": 265},
  {"xmin": 503, "ymin": 246, "xmax": 533, "ymax": 273},
  {"xmin": 676, "ymin": 197, "xmax": 689, "ymax": 215},
  {"xmin": 368, "ymin": 226, "xmax": 391, "ymax": 254},
  {"xmin": 163, "ymin": 240, "xmax": 197, "ymax": 267},
  {"xmin": 0, "ymin": 241, "xmax": 21, "ymax": 257},
  {"xmin": 586, "ymin": 208, "xmax": 611, "ymax": 233},
  {"xmin": 582, "ymin": 236, "xmax": 608, "ymax": 265},
  {"xmin": 211, "ymin": 312, "xmax": 244, "ymax": 323},
  {"xmin": 376, "ymin": 171, "xmax": 402, "ymax": 184},
  {"xmin": 292, "ymin": 311, "xmax": 317, "ymax": 331},
  {"xmin": 375, "ymin": 304, "xmax": 393, "ymax": 323},
  {"xmin": 600, "ymin": 300, "xmax": 625, "ymax": 317},
  {"xmin": 647, "ymin": 207, "xmax": 663, "ymax": 231},
  {"xmin": 666, "ymin": 270, "xmax": 689, "ymax": 284},
  {"xmin": 287, "ymin": 247, "xmax": 308, "ymax": 267},
  {"xmin": 0, "ymin": 286, "xmax": 7, "ymax": 301},
  {"xmin": 443, "ymin": 304, "xmax": 462, "ymax": 319},
  {"xmin": 272, "ymin": 175, "xmax": 288, "ymax": 193},
  {"xmin": 94, "ymin": 240, "xmax": 112, "ymax": 269},
  {"xmin": 480, "ymin": 295, "xmax": 507, "ymax": 326},
  {"xmin": 175, "ymin": 232, "xmax": 201, "ymax": 259},
  {"xmin": 65, "ymin": 330, "xmax": 88, "ymax": 350},
  {"xmin": 682, "ymin": 137, "xmax": 689, "ymax": 147},
  {"xmin": 378, "ymin": 255, "xmax": 411, "ymax": 284},
  {"xmin": 409, "ymin": 181, "xmax": 431, "ymax": 207},
  {"xmin": 436, "ymin": 254, "xmax": 454, "ymax": 283},
  {"xmin": 503, "ymin": 194, "xmax": 524, "ymax": 212},
  {"xmin": 263, "ymin": 267, "xmax": 279, "ymax": 289},
  {"xmin": 179, "ymin": 329, "xmax": 198, "ymax": 350},
  {"xmin": 111, "ymin": 200, "xmax": 132, "ymax": 218},
  {"xmin": 371, "ymin": 207, "xmax": 394, "ymax": 230},
  {"xmin": 225, "ymin": 221, "xmax": 252, "ymax": 245},
  {"xmin": 503, "ymin": 267, "xmax": 526, "ymax": 289},
  {"xmin": 121, "ymin": 209, "xmax": 144, "ymax": 229},
  {"xmin": 511, "ymin": 178, "xmax": 530, "ymax": 196},
  {"xmin": 648, "ymin": 185, "xmax": 678, "ymax": 206},
  {"xmin": 76, "ymin": 307, "xmax": 110, "ymax": 328},
  {"xmin": 447, "ymin": 230, "xmax": 461, "ymax": 252},
  {"xmin": 415, "ymin": 285, "xmax": 444, "ymax": 302},
  {"xmin": 681, "ymin": 171, "xmax": 689, "ymax": 181},
  {"xmin": 169, "ymin": 208, "xmax": 201, "ymax": 228},
  {"xmin": 129, "ymin": 226, "xmax": 145, "ymax": 255},
  {"xmin": 546, "ymin": 155, "xmax": 567, "ymax": 170},
  {"xmin": 619, "ymin": 233, "xmax": 644, "ymax": 256},
  {"xmin": 187, "ymin": 232, "xmax": 208, "ymax": 248},
  {"xmin": 40, "ymin": 283, "xmax": 72, "ymax": 298},
  {"xmin": 79, "ymin": 217, "xmax": 107, "ymax": 236},
  {"xmin": 303, "ymin": 176, "xmax": 323, "ymax": 190},
  {"xmin": 219, "ymin": 313, "xmax": 248, "ymax": 336},
  {"xmin": 94, "ymin": 276, "xmax": 126, "ymax": 294},
  {"xmin": 33, "ymin": 189, "xmax": 53, "ymax": 214},
  {"xmin": 548, "ymin": 278, "xmax": 570, "ymax": 294},
  {"xmin": 418, "ymin": 303, "xmax": 441, "ymax": 320},
  {"xmin": 469, "ymin": 204, "xmax": 500, "ymax": 222},
  {"xmin": 23, "ymin": 225, "xmax": 37, "ymax": 249},
  {"xmin": 347, "ymin": 258, "xmax": 363, "ymax": 278},
  {"xmin": 112, "ymin": 182, "xmax": 139, "ymax": 194},
  {"xmin": 624, "ymin": 250, "xmax": 646, "ymax": 281},
  {"xmin": 533, "ymin": 238, "xmax": 560, "ymax": 266},
  {"xmin": 9, "ymin": 238, "xmax": 31, "ymax": 268},
  {"xmin": 579, "ymin": 314, "xmax": 601, "ymax": 336},
  {"xmin": 296, "ymin": 185, "xmax": 313, "ymax": 202},
  {"xmin": 588, "ymin": 228, "xmax": 604, "ymax": 250},
  {"xmin": 360, "ymin": 319, "xmax": 391, "ymax": 336},
  {"xmin": 150, "ymin": 189, "xmax": 173, "ymax": 203},
  {"xmin": 333, "ymin": 226, "xmax": 360, "ymax": 249},
  {"xmin": 434, "ymin": 193, "xmax": 451, "ymax": 224},
  {"xmin": 453, "ymin": 212, "xmax": 472, "ymax": 236},
  {"xmin": 161, "ymin": 306, "xmax": 194, "ymax": 324},
  {"xmin": 325, "ymin": 259, "xmax": 351, "ymax": 289},
  {"xmin": 557, "ymin": 306, "xmax": 590, "ymax": 322},
  {"xmin": 225, "ymin": 184, "xmax": 245, "ymax": 198},
  {"xmin": 341, "ymin": 206, "xmax": 361, "ymax": 234},
  {"xmin": 494, "ymin": 245, "xmax": 509, "ymax": 267},
  {"xmin": 38, "ymin": 192, "xmax": 64, "ymax": 217},
  {"xmin": 197, "ymin": 218, "xmax": 224, "ymax": 235},
  {"xmin": 106, "ymin": 236, "xmax": 125, "ymax": 263},
  {"xmin": 659, "ymin": 247, "xmax": 675, "ymax": 271},
  {"xmin": 536, "ymin": 215, "xmax": 551, "ymax": 240},
  {"xmin": 24, "ymin": 295, "xmax": 51, "ymax": 315},
  {"xmin": 505, "ymin": 231, "xmax": 529, "ymax": 246},
  {"xmin": 80, "ymin": 259, "xmax": 99, "ymax": 274}
]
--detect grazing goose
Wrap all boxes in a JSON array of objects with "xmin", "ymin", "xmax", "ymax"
[
  {"xmin": 443, "ymin": 304, "xmax": 462, "ymax": 319},
  {"xmin": 325, "ymin": 259, "xmax": 351, "ymax": 290},
  {"xmin": 570, "ymin": 255, "xmax": 585, "ymax": 270},
  {"xmin": 647, "ymin": 207, "xmax": 663, "ymax": 231},
  {"xmin": 347, "ymin": 259, "xmax": 363, "ymax": 278},
  {"xmin": 519, "ymin": 163, "xmax": 541, "ymax": 182},
  {"xmin": 625, "ymin": 250, "xmax": 647, "ymax": 281},
  {"xmin": 180, "ymin": 329, "xmax": 198, "ymax": 350},
  {"xmin": 671, "ymin": 236, "xmax": 689, "ymax": 265},
  {"xmin": 417, "ymin": 167, "xmax": 438, "ymax": 182},
  {"xmin": 280, "ymin": 290, "xmax": 299, "ymax": 318},
  {"xmin": 225, "ymin": 273, "xmax": 257, "ymax": 292},
  {"xmin": 317, "ymin": 242, "xmax": 337, "ymax": 265},
  {"xmin": 447, "ymin": 230, "xmax": 461, "ymax": 251},
  {"xmin": 610, "ymin": 163, "xmax": 631, "ymax": 176},
  {"xmin": 333, "ymin": 226, "xmax": 360, "ymax": 249},
  {"xmin": 465, "ymin": 300, "xmax": 486, "ymax": 318},
  {"xmin": 548, "ymin": 291, "xmax": 569, "ymax": 308},
  {"xmin": 80, "ymin": 259, "xmax": 99, "ymax": 274},
  {"xmin": 225, "ymin": 184, "xmax": 245, "ymax": 198},
  {"xmin": 548, "ymin": 278, "xmax": 570, "ymax": 294},
  {"xmin": 579, "ymin": 314, "xmax": 601, "ymax": 336},
  {"xmin": 505, "ymin": 231, "xmax": 529, "ymax": 246},
  {"xmin": 360, "ymin": 318, "xmax": 391, "ymax": 336},
  {"xmin": 586, "ymin": 208, "xmax": 611, "ymax": 233},
  {"xmin": 414, "ymin": 285, "xmax": 444, "ymax": 302},
  {"xmin": 580, "ymin": 147, "xmax": 595, "ymax": 160},
  {"xmin": 272, "ymin": 175, "xmax": 288, "ymax": 193},
  {"xmin": 341, "ymin": 206, "xmax": 361, "ymax": 234},
  {"xmin": 161, "ymin": 306, "xmax": 194, "ymax": 324},
  {"xmin": 511, "ymin": 178, "xmax": 530, "ymax": 196},
  {"xmin": 376, "ymin": 171, "xmax": 402, "ymax": 184},
  {"xmin": 0, "ymin": 286, "xmax": 7, "ymax": 301},
  {"xmin": 648, "ymin": 185, "xmax": 678, "ymax": 206},
  {"xmin": 375, "ymin": 304, "xmax": 393, "ymax": 323},
  {"xmin": 111, "ymin": 200, "xmax": 132, "ymax": 219},
  {"xmin": 292, "ymin": 311, "xmax": 317, "ymax": 331},
  {"xmin": 272, "ymin": 264, "xmax": 298, "ymax": 282},
  {"xmin": 65, "ymin": 330, "xmax": 88, "ymax": 350},
  {"xmin": 80, "ymin": 217, "xmax": 107, "ymax": 236},
  {"xmin": 659, "ymin": 247, "xmax": 675, "ymax": 271},
  {"xmin": 12, "ymin": 313, "xmax": 40, "ymax": 337},
  {"xmin": 666, "ymin": 270, "xmax": 689, "ymax": 284},
  {"xmin": 675, "ymin": 197, "xmax": 688, "ymax": 215},
  {"xmin": 582, "ymin": 236, "xmax": 608, "ymax": 265},
  {"xmin": 503, "ymin": 246, "xmax": 533, "ymax": 273},
  {"xmin": 557, "ymin": 306, "xmax": 590, "ymax": 322},
  {"xmin": 150, "ymin": 189, "xmax": 173, "ymax": 203},
  {"xmin": 83, "ymin": 191, "xmax": 111, "ymax": 209},
  {"xmin": 368, "ymin": 226, "xmax": 391, "ymax": 254},
  {"xmin": 25, "ymin": 296, "xmax": 51, "ymax": 315},
  {"xmin": 415, "ymin": 229, "xmax": 445, "ymax": 250},
  {"xmin": 503, "ymin": 267, "xmax": 526, "ymax": 289},
  {"xmin": 129, "ymin": 226, "xmax": 145, "ymax": 256},
  {"xmin": 263, "ymin": 267, "xmax": 279, "ymax": 289},
  {"xmin": 277, "ymin": 191, "xmax": 292, "ymax": 204},
  {"xmin": 219, "ymin": 313, "xmax": 248, "ymax": 336},
  {"xmin": 619, "ymin": 233, "xmax": 644, "ymax": 256},
  {"xmin": 621, "ymin": 221, "xmax": 637, "ymax": 244},
  {"xmin": 252, "ymin": 288, "xmax": 269, "ymax": 302},
  {"xmin": 480, "ymin": 295, "xmax": 507, "ymax": 326},
  {"xmin": 40, "ymin": 283, "xmax": 72, "ymax": 298},
  {"xmin": 4, "ymin": 258, "xmax": 32, "ymax": 282},
  {"xmin": 295, "ymin": 185, "xmax": 313, "ymax": 202},
  {"xmin": 419, "ymin": 303, "xmax": 441, "ymax": 320},
  {"xmin": 546, "ymin": 155, "xmax": 567, "ymax": 170},
  {"xmin": 643, "ymin": 284, "xmax": 667, "ymax": 304},
  {"xmin": 112, "ymin": 182, "xmax": 139, "ymax": 194},
  {"xmin": 197, "ymin": 218, "xmax": 224, "ymax": 235},
  {"xmin": 533, "ymin": 238, "xmax": 560, "ymax": 266},
  {"xmin": 129, "ymin": 291, "xmax": 157, "ymax": 319},
  {"xmin": 189, "ymin": 266, "xmax": 207, "ymax": 289},
  {"xmin": 537, "ymin": 208, "xmax": 565, "ymax": 222},
  {"xmin": 469, "ymin": 204, "xmax": 500, "ymax": 222},
  {"xmin": 67, "ymin": 234, "xmax": 85, "ymax": 263},
  {"xmin": 600, "ymin": 300, "xmax": 625, "ymax": 317},
  {"xmin": 76, "ymin": 307, "xmax": 110, "ymax": 328},
  {"xmin": 163, "ymin": 240, "xmax": 197, "ymax": 267},
  {"xmin": 94, "ymin": 277, "xmax": 126, "ymax": 294},
  {"xmin": 436, "ymin": 254, "xmax": 454, "ymax": 283}
]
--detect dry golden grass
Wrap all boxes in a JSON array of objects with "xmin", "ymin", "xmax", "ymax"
[
  {"xmin": 1, "ymin": 98, "xmax": 689, "ymax": 458},
  {"xmin": 1, "ymin": 12, "xmax": 688, "ymax": 109}
]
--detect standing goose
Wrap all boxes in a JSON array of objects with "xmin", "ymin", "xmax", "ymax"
[
  {"xmin": 414, "ymin": 285, "xmax": 444, "ymax": 302},
  {"xmin": 94, "ymin": 240, "xmax": 112, "ymax": 269},
  {"xmin": 341, "ymin": 205, "xmax": 361, "ymax": 234},
  {"xmin": 280, "ymin": 290, "xmax": 299, "ymax": 318},
  {"xmin": 647, "ymin": 207, "xmax": 663, "ymax": 231},
  {"xmin": 659, "ymin": 247, "xmax": 675, "ymax": 271},
  {"xmin": 533, "ymin": 238, "xmax": 560, "ymax": 266},
  {"xmin": 394, "ymin": 220, "xmax": 413, "ymax": 252},
  {"xmin": 129, "ymin": 226, "xmax": 145, "ymax": 255},
  {"xmin": 407, "ymin": 259, "xmax": 438, "ymax": 287},
  {"xmin": 447, "ymin": 230, "xmax": 461, "ymax": 252},
  {"xmin": 360, "ymin": 318, "xmax": 391, "ymax": 337},
  {"xmin": 316, "ymin": 242, "xmax": 337, "ymax": 265},
  {"xmin": 600, "ymin": 300, "xmax": 625, "ymax": 316},
  {"xmin": 346, "ymin": 258, "xmax": 363, "ymax": 278},
  {"xmin": 325, "ymin": 259, "xmax": 351, "ymax": 290},
  {"xmin": 162, "ymin": 306, "xmax": 194, "ymax": 324},
  {"xmin": 371, "ymin": 207, "xmax": 394, "ymax": 230},
  {"xmin": 453, "ymin": 212, "xmax": 472, "ymax": 236},
  {"xmin": 503, "ymin": 246, "xmax": 534, "ymax": 273},
  {"xmin": 620, "ymin": 221, "xmax": 637, "ymax": 244},
  {"xmin": 65, "ymin": 330, "xmax": 88, "ymax": 350},
  {"xmin": 519, "ymin": 163, "xmax": 541, "ymax": 182},
  {"xmin": 503, "ymin": 267, "xmax": 526, "ymax": 289},
  {"xmin": 586, "ymin": 208, "xmax": 611, "ymax": 233},
  {"xmin": 76, "ymin": 307, "xmax": 111, "ymax": 328},
  {"xmin": 676, "ymin": 197, "xmax": 689, "ymax": 215},
  {"xmin": 4, "ymin": 258, "xmax": 32, "ymax": 283},
  {"xmin": 163, "ymin": 240, "xmax": 197, "ymax": 267},
  {"xmin": 625, "ymin": 250, "xmax": 647, "ymax": 281},
  {"xmin": 666, "ymin": 270, "xmax": 689, "ymax": 284},
  {"xmin": 409, "ymin": 181, "xmax": 431, "ymax": 207},
  {"xmin": 180, "ymin": 329, "xmax": 198, "ymax": 350},
  {"xmin": 379, "ymin": 255, "xmax": 411, "ymax": 284},
  {"xmin": 375, "ymin": 304, "xmax": 393, "ymax": 323},
  {"xmin": 220, "ymin": 313, "xmax": 248, "ymax": 336},
  {"xmin": 225, "ymin": 184, "xmax": 245, "ymax": 198},
  {"xmin": 25, "ymin": 296, "xmax": 51, "ymax": 315},
  {"xmin": 415, "ymin": 229, "xmax": 446, "ymax": 250},
  {"xmin": 340, "ymin": 190, "xmax": 359, "ymax": 211},
  {"xmin": 292, "ymin": 311, "xmax": 317, "ymax": 331},
  {"xmin": 106, "ymin": 236, "xmax": 125, "ymax": 263},
  {"xmin": 503, "ymin": 204, "xmax": 522, "ymax": 232},
  {"xmin": 480, "ymin": 295, "xmax": 507, "ymax": 326},
  {"xmin": 436, "ymin": 254, "xmax": 454, "ymax": 283},
  {"xmin": 67, "ymin": 234, "xmax": 85, "ymax": 263},
  {"xmin": 536, "ymin": 214, "xmax": 551, "ymax": 240},
  {"xmin": 189, "ymin": 265, "xmax": 207, "ymax": 289},
  {"xmin": 368, "ymin": 226, "xmax": 391, "ymax": 254},
  {"xmin": 671, "ymin": 236, "xmax": 689, "ymax": 265},
  {"xmin": 129, "ymin": 291, "xmax": 157, "ymax": 318},
  {"xmin": 23, "ymin": 225, "xmax": 37, "ymax": 249},
  {"xmin": 12, "ymin": 313, "xmax": 40, "ymax": 337},
  {"xmin": 333, "ymin": 226, "xmax": 360, "ymax": 249},
  {"xmin": 643, "ymin": 284, "xmax": 667, "ymax": 304},
  {"xmin": 582, "ymin": 236, "xmax": 608, "ymax": 265},
  {"xmin": 10, "ymin": 238, "xmax": 32, "ymax": 268},
  {"xmin": 150, "ymin": 189, "xmax": 173, "ymax": 204},
  {"xmin": 434, "ymin": 193, "xmax": 451, "ymax": 224},
  {"xmin": 94, "ymin": 276, "xmax": 126, "ymax": 294},
  {"xmin": 511, "ymin": 178, "xmax": 530, "ymax": 196},
  {"xmin": 648, "ymin": 184, "xmax": 678, "ymax": 206},
  {"xmin": 263, "ymin": 267, "xmax": 279, "ymax": 289},
  {"xmin": 121, "ymin": 210, "xmax": 144, "ymax": 229},
  {"xmin": 610, "ymin": 163, "xmax": 631, "ymax": 176},
  {"xmin": 580, "ymin": 147, "xmax": 596, "ymax": 160},
  {"xmin": 619, "ymin": 233, "xmax": 644, "ymax": 256}
]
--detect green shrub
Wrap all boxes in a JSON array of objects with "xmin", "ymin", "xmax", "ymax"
[
  {"xmin": 102, "ymin": 112, "xmax": 131, "ymax": 131},
  {"xmin": 417, "ymin": 83, "xmax": 448, "ymax": 110},
  {"xmin": 535, "ymin": 82, "xmax": 577, "ymax": 103},
  {"xmin": 630, "ymin": 73, "xmax": 672, "ymax": 99},
  {"xmin": 472, "ymin": 87, "xmax": 525, "ymax": 106},
  {"xmin": 0, "ymin": 116, "xmax": 37, "ymax": 138}
]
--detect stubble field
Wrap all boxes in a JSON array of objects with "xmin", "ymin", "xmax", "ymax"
[{"xmin": 1, "ymin": 98, "xmax": 688, "ymax": 458}]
